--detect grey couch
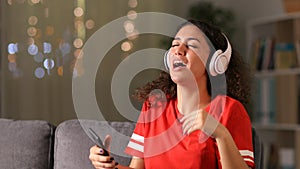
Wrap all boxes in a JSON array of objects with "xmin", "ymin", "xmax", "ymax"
[
  {"xmin": 0, "ymin": 118, "xmax": 135, "ymax": 169},
  {"xmin": 0, "ymin": 118, "xmax": 263, "ymax": 169}
]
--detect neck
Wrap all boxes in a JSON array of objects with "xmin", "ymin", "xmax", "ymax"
[{"xmin": 177, "ymin": 81, "xmax": 211, "ymax": 115}]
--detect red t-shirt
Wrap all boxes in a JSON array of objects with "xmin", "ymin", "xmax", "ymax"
[{"xmin": 125, "ymin": 95, "xmax": 254, "ymax": 169}]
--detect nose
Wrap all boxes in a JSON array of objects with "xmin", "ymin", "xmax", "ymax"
[{"xmin": 174, "ymin": 43, "xmax": 187, "ymax": 57}]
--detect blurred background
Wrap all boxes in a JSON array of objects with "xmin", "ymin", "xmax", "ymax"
[
  {"xmin": 3, "ymin": 1, "xmax": 300, "ymax": 168},
  {"xmin": 0, "ymin": 0, "xmax": 286, "ymax": 125}
]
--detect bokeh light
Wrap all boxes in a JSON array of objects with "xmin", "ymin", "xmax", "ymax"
[
  {"xmin": 121, "ymin": 41, "xmax": 133, "ymax": 52},
  {"xmin": 128, "ymin": 0, "xmax": 138, "ymax": 8},
  {"xmin": 85, "ymin": 19, "xmax": 95, "ymax": 29},
  {"xmin": 8, "ymin": 43, "xmax": 18, "ymax": 54},
  {"xmin": 127, "ymin": 10, "xmax": 137, "ymax": 20},
  {"xmin": 28, "ymin": 44, "xmax": 39, "ymax": 55},
  {"xmin": 73, "ymin": 38, "xmax": 83, "ymax": 48},
  {"xmin": 27, "ymin": 26, "xmax": 37, "ymax": 37},
  {"xmin": 123, "ymin": 20, "xmax": 135, "ymax": 33},
  {"xmin": 8, "ymin": 54, "xmax": 17, "ymax": 63},
  {"xmin": 43, "ymin": 58, "xmax": 55, "ymax": 70},
  {"xmin": 34, "ymin": 67, "xmax": 45, "ymax": 79},
  {"xmin": 43, "ymin": 42, "xmax": 52, "ymax": 54},
  {"xmin": 28, "ymin": 16, "xmax": 38, "ymax": 25},
  {"xmin": 59, "ymin": 42, "xmax": 71, "ymax": 56},
  {"xmin": 57, "ymin": 66, "xmax": 63, "ymax": 76},
  {"xmin": 74, "ymin": 20, "xmax": 85, "ymax": 30},
  {"xmin": 45, "ymin": 26, "xmax": 54, "ymax": 36},
  {"xmin": 31, "ymin": 0, "xmax": 40, "ymax": 4},
  {"xmin": 74, "ymin": 7, "xmax": 84, "ymax": 17}
]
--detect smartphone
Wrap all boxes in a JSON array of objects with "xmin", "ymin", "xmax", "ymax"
[{"xmin": 88, "ymin": 128, "xmax": 109, "ymax": 156}]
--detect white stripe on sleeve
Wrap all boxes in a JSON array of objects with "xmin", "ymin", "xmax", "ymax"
[
  {"xmin": 128, "ymin": 141, "xmax": 144, "ymax": 153},
  {"xmin": 239, "ymin": 150, "xmax": 254, "ymax": 158},
  {"xmin": 132, "ymin": 133, "xmax": 144, "ymax": 143},
  {"xmin": 244, "ymin": 158, "xmax": 254, "ymax": 163}
]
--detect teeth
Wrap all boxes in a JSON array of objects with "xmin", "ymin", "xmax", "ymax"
[{"xmin": 173, "ymin": 60, "xmax": 186, "ymax": 68}]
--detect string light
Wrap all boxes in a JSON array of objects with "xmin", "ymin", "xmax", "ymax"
[{"xmin": 122, "ymin": 0, "xmax": 139, "ymax": 53}]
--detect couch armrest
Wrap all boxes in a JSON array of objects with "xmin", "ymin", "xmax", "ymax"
[
  {"xmin": 0, "ymin": 118, "xmax": 55, "ymax": 169},
  {"xmin": 54, "ymin": 119, "xmax": 135, "ymax": 169}
]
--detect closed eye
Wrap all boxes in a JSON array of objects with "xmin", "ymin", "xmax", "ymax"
[{"xmin": 187, "ymin": 44, "xmax": 198, "ymax": 48}]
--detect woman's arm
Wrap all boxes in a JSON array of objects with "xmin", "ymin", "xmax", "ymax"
[
  {"xmin": 180, "ymin": 109, "xmax": 253, "ymax": 169},
  {"xmin": 214, "ymin": 124, "xmax": 252, "ymax": 169}
]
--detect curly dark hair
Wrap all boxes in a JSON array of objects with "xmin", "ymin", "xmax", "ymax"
[{"xmin": 133, "ymin": 19, "xmax": 253, "ymax": 107}]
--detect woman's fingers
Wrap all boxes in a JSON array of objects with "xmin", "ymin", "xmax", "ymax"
[
  {"xmin": 104, "ymin": 135, "xmax": 112, "ymax": 151},
  {"xmin": 180, "ymin": 109, "xmax": 218, "ymax": 135},
  {"xmin": 89, "ymin": 145, "xmax": 118, "ymax": 169},
  {"xmin": 180, "ymin": 110, "xmax": 200, "ymax": 135},
  {"xmin": 92, "ymin": 158, "xmax": 117, "ymax": 169}
]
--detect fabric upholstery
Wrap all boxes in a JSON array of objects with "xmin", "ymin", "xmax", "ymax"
[
  {"xmin": 53, "ymin": 119, "xmax": 135, "ymax": 169},
  {"xmin": 252, "ymin": 127, "xmax": 264, "ymax": 169},
  {"xmin": 0, "ymin": 118, "xmax": 55, "ymax": 169}
]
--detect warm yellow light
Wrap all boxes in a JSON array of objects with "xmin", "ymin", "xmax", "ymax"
[
  {"xmin": 74, "ymin": 20, "xmax": 84, "ymax": 30},
  {"xmin": 127, "ymin": 10, "xmax": 137, "ymax": 20},
  {"xmin": 128, "ymin": 0, "xmax": 138, "ymax": 8},
  {"xmin": 85, "ymin": 19, "xmax": 95, "ymax": 29},
  {"xmin": 74, "ymin": 7, "xmax": 84, "ymax": 17},
  {"xmin": 121, "ymin": 41, "xmax": 133, "ymax": 52},
  {"xmin": 28, "ymin": 16, "xmax": 38, "ymax": 25},
  {"xmin": 124, "ymin": 20, "xmax": 135, "ymax": 33},
  {"xmin": 73, "ymin": 38, "xmax": 83, "ymax": 48},
  {"xmin": 8, "ymin": 54, "xmax": 17, "ymax": 63},
  {"xmin": 57, "ymin": 66, "xmax": 63, "ymax": 76},
  {"xmin": 31, "ymin": 0, "xmax": 40, "ymax": 4},
  {"xmin": 27, "ymin": 27, "xmax": 37, "ymax": 37},
  {"xmin": 45, "ymin": 26, "xmax": 54, "ymax": 36}
]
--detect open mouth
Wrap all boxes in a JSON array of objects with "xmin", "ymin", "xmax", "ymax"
[{"xmin": 173, "ymin": 60, "xmax": 186, "ymax": 69}]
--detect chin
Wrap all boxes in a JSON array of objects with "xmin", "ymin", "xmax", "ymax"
[{"xmin": 170, "ymin": 73, "xmax": 189, "ymax": 84}]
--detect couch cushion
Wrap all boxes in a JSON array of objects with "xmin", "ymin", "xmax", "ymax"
[
  {"xmin": 0, "ymin": 118, "xmax": 55, "ymax": 169},
  {"xmin": 53, "ymin": 119, "xmax": 135, "ymax": 169}
]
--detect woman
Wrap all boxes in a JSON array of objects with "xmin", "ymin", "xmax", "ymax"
[{"xmin": 89, "ymin": 19, "xmax": 254, "ymax": 169}]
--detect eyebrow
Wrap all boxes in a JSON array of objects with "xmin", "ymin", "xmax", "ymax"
[{"xmin": 173, "ymin": 37, "xmax": 201, "ymax": 43}]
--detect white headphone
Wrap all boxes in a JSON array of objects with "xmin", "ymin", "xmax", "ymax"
[{"xmin": 164, "ymin": 34, "xmax": 232, "ymax": 76}]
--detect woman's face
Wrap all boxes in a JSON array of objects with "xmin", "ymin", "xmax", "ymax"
[{"xmin": 168, "ymin": 24, "xmax": 211, "ymax": 85}]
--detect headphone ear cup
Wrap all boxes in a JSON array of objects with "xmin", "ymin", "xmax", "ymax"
[
  {"xmin": 163, "ymin": 50, "xmax": 170, "ymax": 72},
  {"xmin": 209, "ymin": 49, "xmax": 222, "ymax": 76},
  {"xmin": 209, "ymin": 34, "xmax": 232, "ymax": 76}
]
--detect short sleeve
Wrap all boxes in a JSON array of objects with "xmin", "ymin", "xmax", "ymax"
[{"xmin": 124, "ymin": 102, "xmax": 147, "ymax": 158}]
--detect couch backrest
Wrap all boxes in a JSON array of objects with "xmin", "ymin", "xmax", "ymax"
[
  {"xmin": 53, "ymin": 119, "xmax": 135, "ymax": 169},
  {"xmin": 0, "ymin": 118, "xmax": 55, "ymax": 169}
]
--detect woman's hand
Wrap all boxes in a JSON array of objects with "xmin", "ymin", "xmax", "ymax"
[
  {"xmin": 179, "ymin": 109, "xmax": 221, "ymax": 138},
  {"xmin": 89, "ymin": 135, "xmax": 119, "ymax": 169}
]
